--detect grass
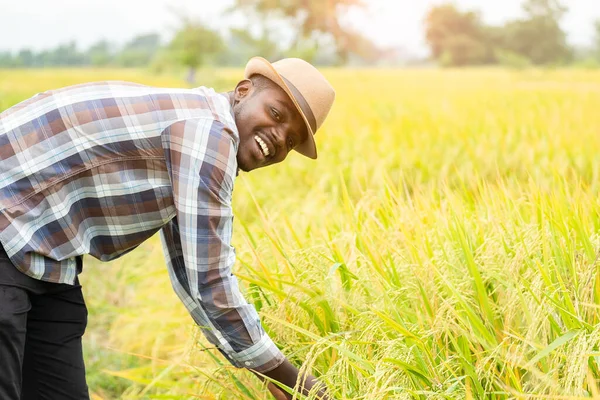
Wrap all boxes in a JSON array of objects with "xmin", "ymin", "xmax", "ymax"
[{"xmin": 2, "ymin": 67, "xmax": 600, "ymax": 399}]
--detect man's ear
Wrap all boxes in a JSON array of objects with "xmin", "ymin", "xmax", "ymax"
[{"xmin": 234, "ymin": 79, "xmax": 253, "ymax": 102}]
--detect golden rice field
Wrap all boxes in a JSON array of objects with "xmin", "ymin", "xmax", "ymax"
[{"xmin": 2, "ymin": 67, "xmax": 600, "ymax": 399}]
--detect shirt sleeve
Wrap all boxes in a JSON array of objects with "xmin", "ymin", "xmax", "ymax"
[{"xmin": 159, "ymin": 118, "xmax": 285, "ymax": 373}]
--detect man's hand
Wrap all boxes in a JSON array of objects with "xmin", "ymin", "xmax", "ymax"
[
  {"xmin": 252, "ymin": 358, "xmax": 330, "ymax": 399},
  {"xmin": 267, "ymin": 383, "xmax": 290, "ymax": 400}
]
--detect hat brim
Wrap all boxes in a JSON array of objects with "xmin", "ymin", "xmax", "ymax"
[{"xmin": 244, "ymin": 57, "xmax": 317, "ymax": 159}]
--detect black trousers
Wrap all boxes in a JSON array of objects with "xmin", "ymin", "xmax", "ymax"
[{"xmin": 0, "ymin": 250, "xmax": 90, "ymax": 399}]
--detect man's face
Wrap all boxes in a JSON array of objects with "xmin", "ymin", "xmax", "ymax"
[{"xmin": 232, "ymin": 79, "xmax": 308, "ymax": 172}]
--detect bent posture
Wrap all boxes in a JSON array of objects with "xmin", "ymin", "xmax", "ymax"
[{"xmin": 0, "ymin": 57, "xmax": 335, "ymax": 399}]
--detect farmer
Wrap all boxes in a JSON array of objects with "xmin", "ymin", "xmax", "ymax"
[{"xmin": 0, "ymin": 57, "xmax": 335, "ymax": 399}]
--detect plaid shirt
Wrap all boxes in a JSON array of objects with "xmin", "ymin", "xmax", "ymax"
[{"xmin": 0, "ymin": 81, "xmax": 284, "ymax": 372}]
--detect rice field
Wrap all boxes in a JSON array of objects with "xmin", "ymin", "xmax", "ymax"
[{"xmin": 2, "ymin": 67, "xmax": 600, "ymax": 399}]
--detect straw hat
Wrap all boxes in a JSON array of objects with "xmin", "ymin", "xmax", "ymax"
[{"xmin": 244, "ymin": 57, "xmax": 335, "ymax": 159}]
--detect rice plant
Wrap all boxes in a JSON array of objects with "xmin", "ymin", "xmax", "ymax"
[{"xmin": 2, "ymin": 67, "xmax": 600, "ymax": 399}]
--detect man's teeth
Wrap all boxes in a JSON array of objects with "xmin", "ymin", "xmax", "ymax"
[{"xmin": 254, "ymin": 135, "xmax": 270, "ymax": 157}]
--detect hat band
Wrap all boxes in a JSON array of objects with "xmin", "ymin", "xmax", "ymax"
[{"xmin": 281, "ymin": 75, "xmax": 317, "ymax": 133}]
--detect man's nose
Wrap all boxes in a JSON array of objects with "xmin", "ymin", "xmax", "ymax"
[{"xmin": 270, "ymin": 128, "xmax": 286, "ymax": 150}]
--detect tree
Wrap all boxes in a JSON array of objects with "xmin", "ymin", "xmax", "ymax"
[
  {"xmin": 499, "ymin": 0, "xmax": 571, "ymax": 65},
  {"xmin": 169, "ymin": 21, "xmax": 223, "ymax": 83},
  {"xmin": 523, "ymin": 0, "xmax": 566, "ymax": 19},
  {"xmin": 117, "ymin": 33, "xmax": 161, "ymax": 67},
  {"xmin": 594, "ymin": 20, "xmax": 600, "ymax": 61},
  {"xmin": 424, "ymin": 4, "xmax": 491, "ymax": 66},
  {"xmin": 339, "ymin": 28, "xmax": 382, "ymax": 65},
  {"xmin": 87, "ymin": 40, "xmax": 113, "ymax": 67},
  {"xmin": 217, "ymin": 28, "xmax": 279, "ymax": 66},
  {"xmin": 439, "ymin": 34, "xmax": 487, "ymax": 66},
  {"xmin": 232, "ymin": 0, "xmax": 375, "ymax": 64},
  {"xmin": 0, "ymin": 52, "xmax": 15, "ymax": 68},
  {"xmin": 32, "ymin": 42, "xmax": 86, "ymax": 66},
  {"xmin": 16, "ymin": 49, "xmax": 34, "ymax": 67}
]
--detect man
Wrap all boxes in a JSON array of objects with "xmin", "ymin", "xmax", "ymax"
[{"xmin": 0, "ymin": 57, "xmax": 335, "ymax": 399}]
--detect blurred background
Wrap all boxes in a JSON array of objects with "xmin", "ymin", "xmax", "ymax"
[
  {"xmin": 1, "ymin": 0, "xmax": 599, "ymax": 74},
  {"xmin": 3, "ymin": 2, "xmax": 600, "ymax": 399}
]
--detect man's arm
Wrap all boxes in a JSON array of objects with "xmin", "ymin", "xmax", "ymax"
[
  {"xmin": 160, "ymin": 118, "xmax": 283, "ymax": 370},
  {"xmin": 160, "ymin": 119, "xmax": 327, "ymax": 395},
  {"xmin": 257, "ymin": 359, "xmax": 330, "ymax": 400}
]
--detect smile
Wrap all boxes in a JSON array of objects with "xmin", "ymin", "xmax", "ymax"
[{"xmin": 254, "ymin": 135, "xmax": 270, "ymax": 157}]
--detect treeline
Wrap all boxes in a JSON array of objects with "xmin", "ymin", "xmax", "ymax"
[
  {"xmin": 0, "ymin": 0, "xmax": 382, "ymax": 70},
  {"xmin": 0, "ymin": 28, "xmax": 302, "ymax": 69},
  {"xmin": 2, "ymin": 0, "xmax": 599, "ymax": 69},
  {"xmin": 0, "ymin": 26, "xmax": 376, "ymax": 70},
  {"xmin": 425, "ymin": 0, "xmax": 600, "ymax": 67},
  {"xmin": 0, "ymin": 29, "xmax": 286, "ymax": 70},
  {"xmin": 0, "ymin": 34, "xmax": 162, "ymax": 68}
]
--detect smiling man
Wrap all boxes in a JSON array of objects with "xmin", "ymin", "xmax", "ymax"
[{"xmin": 0, "ymin": 57, "xmax": 335, "ymax": 399}]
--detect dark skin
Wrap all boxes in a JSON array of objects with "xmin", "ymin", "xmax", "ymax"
[
  {"xmin": 223, "ymin": 80, "xmax": 330, "ymax": 399},
  {"xmin": 227, "ymin": 79, "xmax": 308, "ymax": 172}
]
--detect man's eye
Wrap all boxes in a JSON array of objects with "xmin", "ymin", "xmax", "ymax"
[{"xmin": 271, "ymin": 108, "xmax": 281, "ymax": 122}]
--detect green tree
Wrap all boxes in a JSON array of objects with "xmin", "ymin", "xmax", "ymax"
[
  {"xmin": 594, "ymin": 20, "xmax": 600, "ymax": 61},
  {"xmin": 0, "ymin": 52, "xmax": 15, "ymax": 68},
  {"xmin": 87, "ymin": 40, "xmax": 113, "ymax": 67},
  {"xmin": 117, "ymin": 33, "xmax": 161, "ymax": 67},
  {"xmin": 217, "ymin": 28, "xmax": 279, "ymax": 66},
  {"xmin": 33, "ymin": 42, "xmax": 86, "ymax": 66},
  {"xmin": 169, "ymin": 21, "xmax": 223, "ymax": 83},
  {"xmin": 232, "ymin": 0, "xmax": 375, "ymax": 64},
  {"xmin": 424, "ymin": 4, "xmax": 491, "ymax": 66},
  {"xmin": 16, "ymin": 49, "xmax": 34, "ymax": 67},
  {"xmin": 499, "ymin": 0, "xmax": 571, "ymax": 65}
]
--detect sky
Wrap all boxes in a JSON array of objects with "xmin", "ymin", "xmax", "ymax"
[{"xmin": 0, "ymin": 0, "xmax": 598, "ymax": 56}]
